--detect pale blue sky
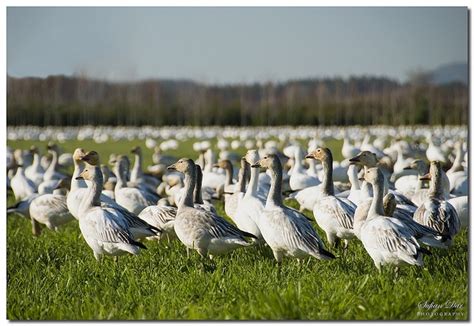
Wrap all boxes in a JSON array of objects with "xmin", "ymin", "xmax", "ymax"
[{"xmin": 7, "ymin": 7, "xmax": 468, "ymax": 84}]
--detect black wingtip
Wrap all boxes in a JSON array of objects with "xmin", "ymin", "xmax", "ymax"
[
  {"xmin": 419, "ymin": 247, "xmax": 432, "ymax": 256},
  {"xmin": 133, "ymin": 240, "xmax": 147, "ymax": 250},
  {"xmin": 240, "ymin": 230, "xmax": 258, "ymax": 239},
  {"xmin": 320, "ymin": 247, "xmax": 336, "ymax": 259},
  {"xmin": 149, "ymin": 225, "xmax": 163, "ymax": 236}
]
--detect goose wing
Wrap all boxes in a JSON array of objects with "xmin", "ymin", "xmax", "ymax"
[
  {"xmin": 82, "ymin": 209, "xmax": 146, "ymax": 248},
  {"xmin": 102, "ymin": 203, "xmax": 162, "ymax": 235},
  {"xmin": 370, "ymin": 218, "xmax": 419, "ymax": 256},
  {"xmin": 414, "ymin": 199, "xmax": 460, "ymax": 237},
  {"xmin": 139, "ymin": 206, "xmax": 176, "ymax": 226},
  {"xmin": 194, "ymin": 208, "xmax": 256, "ymax": 240},
  {"xmin": 281, "ymin": 208, "xmax": 334, "ymax": 259}
]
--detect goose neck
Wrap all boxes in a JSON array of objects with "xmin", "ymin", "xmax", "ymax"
[
  {"xmin": 71, "ymin": 160, "xmax": 86, "ymax": 191},
  {"xmin": 181, "ymin": 167, "xmax": 196, "ymax": 208},
  {"xmin": 246, "ymin": 166, "xmax": 260, "ymax": 196},
  {"xmin": 321, "ymin": 156, "xmax": 334, "ymax": 196},
  {"xmin": 267, "ymin": 163, "xmax": 283, "ymax": 207},
  {"xmin": 368, "ymin": 179, "xmax": 385, "ymax": 218},
  {"xmin": 79, "ymin": 166, "xmax": 103, "ymax": 216}
]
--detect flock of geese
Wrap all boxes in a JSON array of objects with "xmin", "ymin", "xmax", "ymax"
[{"xmin": 7, "ymin": 128, "xmax": 468, "ymax": 271}]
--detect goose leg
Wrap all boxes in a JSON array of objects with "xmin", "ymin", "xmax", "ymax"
[{"xmin": 31, "ymin": 218, "xmax": 41, "ymax": 236}]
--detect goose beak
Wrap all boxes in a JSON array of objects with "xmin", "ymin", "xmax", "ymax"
[
  {"xmin": 212, "ymin": 163, "xmax": 220, "ymax": 168},
  {"xmin": 305, "ymin": 153, "xmax": 314, "ymax": 159},
  {"xmin": 403, "ymin": 166, "xmax": 412, "ymax": 170},
  {"xmin": 75, "ymin": 176, "xmax": 84, "ymax": 180},
  {"xmin": 167, "ymin": 163, "xmax": 177, "ymax": 171},
  {"xmin": 251, "ymin": 161, "xmax": 261, "ymax": 168},
  {"xmin": 358, "ymin": 177, "xmax": 365, "ymax": 181},
  {"xmin": 419, "ymin": 173, "xmax": 431, "ymax": 181},
  {"xmin": 349, "ymin": 156, "xmax": 360, "ymax": 163}
]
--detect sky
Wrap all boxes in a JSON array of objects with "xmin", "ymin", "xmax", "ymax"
[{"xmin": 7, "ymin": 7, "xmax": 468, "ymax": 84}]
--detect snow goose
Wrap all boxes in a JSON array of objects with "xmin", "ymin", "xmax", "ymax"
[
  {"xmin": 201, "ymin": 149, "xmax": 226, "ymax": 191},
  {"xmin": 347, "ymin": 163, "xmax": 364, "ymax": 205},
  {"xmin": 306, "ymin": 148, "xmax": 356, "ymax": 247},
  {"xmin": 130, "ymin": 146, "xmax": 160, "ymax": 192},
  {"xmin": 252, "ymin": 154, "xmax": 335, "ymax": 262},
  {"xmin": 446, "ymin": 142, "xmax": 467, "ymax": 196},
  {"xmin": 413, "ymin": 161, "xmax": 460, "ymax": 246},
  {"xmin": 75, "ymin": 160, "xmax": 151, "ymax": 260},
  {"xmin": 341, "ymin": 135, "xmax": 360, "ymax": 160},
  {"xmin": 359, "ymin": 167, "xmax": 428, "ymax": 271},
  {"xmin": 426, "ymin": 135, "xmax": 447, "ymax": 164},
  {"xmin": 79, "ymin": 151, "xmax": 161, "ymax": 240},
  {"xmin": 167, "ymin": 158, "xmax": 256, "ymax": 258},
  {"xmin": 25, "ymin": 146, "xmax": 45, "ymax": 187},
  {"xmin": 101, "ymin": 164, "xmax": 116, "ymax": 199},
  {"xmin": 113, "ymin": 155, "xmax": 157, "ymax": 214},
  {"xmin": 42, "ymin": 143, "xmax": 66, "ymax": 181},
  {"xmin": 232, "ymin": 150, "xmax": 266, "ymax": 239},
  {"xmin": 289, "ymin": 146, "xmax": 320, "ymax": 191},
  {"xmin": 212, "ymin": 159, "xmax": 236, "ymax": 197},
  {"xmin": 395, "ymin": 159, "xmax": 428, "ymax": 200},
  {"xmin": 193, "ymin": 165, "xmax": 217, "ymax": 214},
  {"xmin": 222, "ymin": 158, "xmax": 249, "ymax": 220},
  {"xmin": 10, "ymin": 151, "xmax": 37, "ymax": 201},
  {"xmin": 29, "ymin": 178, "xmax": 74, "ymax": 236}
]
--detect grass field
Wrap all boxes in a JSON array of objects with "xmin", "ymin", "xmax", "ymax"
[{"xmin": 6, "ymin": 138, "xmax": 468, "ymax": 320}]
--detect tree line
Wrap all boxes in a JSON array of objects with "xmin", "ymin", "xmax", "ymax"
[{"xmin": 7, "ymin": 74, "xmax": 468, "ymax": 126}]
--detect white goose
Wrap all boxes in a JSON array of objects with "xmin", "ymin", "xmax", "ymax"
[
  {"xmin": 130, "ymin": 146, "xmax": 160, "ymax": 193},
  {"xmin": 10, "ymin": 150, "xmax": 37, "ymax": 201},
  {"xmin": 289, "ymin": 146, "xmax": 320, "ymax": 191},
  {"xmin": 446, "ymin": 141, "xmax": 467, "ymax": 196},
  {"xmin": 75, "ymin": 160, "xmax": 151, "ymax": 260},
  {"xmin": 42, "ymin": 143, "xmax": 66, "ymax": 181},
  {"xmin": 306, "ymin": 147, "xmax": 356, "ymax": 247},
  {"xmin": 359, "ymin": 167, "xmax": 428, "ymax": 271},
  {"xmin": 222, "ymin": 158, "xmax": 249, "ymax": 221},
  {"xmin": 232, "ymin": 150, "xmax": 266, "ymax": 239},
  {"xmin": 29, "ymin": 178, "xmax": 74, "ymax": 236},
  {"xmin": 24, "ymin": 146, "xmax": 45, "ymax": 187},
  {"xmin": 252, "ymin": 154, "xmax": 335, "ymax": 262},
  {"xmin": 167, "ymin": 158, "xmax": 256, "ymax": 258},
  {"xmin": 414, "ymin": 161, "xmax": 460, "ymax": 247}
]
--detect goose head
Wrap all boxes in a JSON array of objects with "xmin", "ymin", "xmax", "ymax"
[
  {"xmin": 349, "ymin": 151, "xmax": 377, "ymax": 167},
  {"xmin": 213, "ymin": 159, "xmax": 232, "ymax": 170},
  {"xmin": 108, "ymin": 153, "xmax": 118, "ymax": 165},
  {"xmin": 76, "ymin": 166, "xmax": 95, "ymax": 181},
  {"xmin": 419, "ymin": 160, "xmax": 442, "ymax": 181},
  {"xmin": 131, "ymin": 146, "xmax": 142, "ymax": 155},
  {"xmin": 305, "ymin": 147, "xmax": 332, "ymax": 162},
  {"xmin": 244, "ymin": 149, "xmax": 260, "ymax": 166},
  {"xmin": 80, "ymin": 151, "xmax": 100, "ymax": 166},
  {"xmin": 251, "ymin": 154, "xmax": 281, "ymax": 171},
  {"xmin": 47, "ymin": 142, "xmax": 59, "ymax": 153},
  {"xmin": 55, "ymin": 177, "xmax": 71, "ymax": 191},
  {"xmin": 362, "ymin": 167, "xmax": 384, "ymax": 186},
  {"xmin": 167, "ymin": 158, "xmax": 195, "ymax": 174},
  {"xmin": 29, "ymin": 145, "xmax": 39, "ymax": 155},
  {"xmin": 72, "ymin": 148, "xmax": 86, "ymax": 162},
  {"xmin": 404, "ymin": 159, "xmax": 427, "ymax": 173}
]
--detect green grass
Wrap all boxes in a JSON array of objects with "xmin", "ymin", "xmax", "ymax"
[{"xmin": 6, "ymin": 139, "xmax": 468, "ymax": 320}]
